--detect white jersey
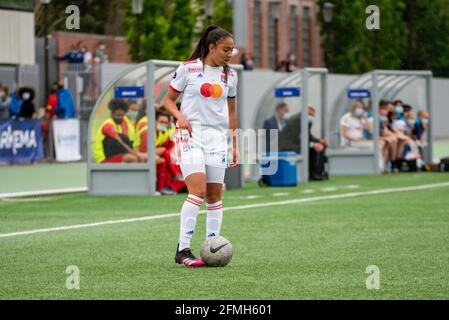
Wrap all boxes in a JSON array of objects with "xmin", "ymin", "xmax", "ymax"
[
  {"xmin": 340, "ymin": 112, "xmax": 366, "ymax": 146},
  {"xmin": 169, "ymin": 58, "xmax": 238, "ymax": 132}
]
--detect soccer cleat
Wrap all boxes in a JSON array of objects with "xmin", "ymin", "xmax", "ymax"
[
  {"xmin": 161, "ymin": 187, "xmax": 177, "ymax": 195},
  {"xmin": 175, "ymin": 245, "xmax": 206, "ymax": 268}
]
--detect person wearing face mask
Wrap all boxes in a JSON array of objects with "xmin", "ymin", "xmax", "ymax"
[
  {"xmin": 406, "ymin": 111, "xmax": 417, "ymax": 133},
  {"xmin": 376, "ymin": 100, "xmax": 420, "ymax": 172},
  {"xmin": 134, "ymin": 110, "xmax": 184, "ymax": 195},
  {"xmin": 123, "ymin": 100, "xmax": 140, "ymax": 148},
  {"xmin": 340, "ymin": 100, "xmax": 372, "ymax": 149},
  {"xmin": 412, "ymin": 111, "xmax": 430, "ymax": 144},
  {"xmin": 18, "ymin": 87, "xmax": 36, "ymax": 119},
  {"xmin": 0, "ymin": 86, "xmax": 11, "ymax": 120},
  {"xmin": 392, "ymin": 106, "xmax": 408, "ymax": 134},
  {"xmin": 94, "ymin": 99, "xmax": 146, "ymax": 163},
  {"xmin": 307, "ymin": 105, "xmax": 328, "ymax": 180},
  {"xmin": 125, "ymin": 100, "xmax": 142, "ymax": 127},
  {"xmin": 369, "ymin": 101, "xmax": 400, "ymax": 171},
  {"xmin": 94, "ymin": 41, "xmax": 107, "ymax": 64},
  {"xmin": 155, "ymin": 111, "xmax": 185, "ymax": 195}
]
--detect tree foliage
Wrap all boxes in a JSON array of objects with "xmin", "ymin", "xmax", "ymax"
[
  {"xmin": 35, "ymin": 0, "xmax": 126, "ymax": 37},
  {"xmin": 318, "ymin": 0, "xmax": 449, "ymax": 76},
  {"xmin": 125, "ymin": 0, "xmax": 196, "ymax": 62}
]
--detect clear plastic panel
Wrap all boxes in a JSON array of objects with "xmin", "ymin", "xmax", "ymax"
[
  {"xmin": 89, "ymin": 64, "xmax": 177, "ymax": 164},
  {"xmin": 328, "ymin": 72, "xmax": 383, "ymax": 151}
]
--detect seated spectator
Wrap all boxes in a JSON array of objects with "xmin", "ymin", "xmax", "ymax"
[
  {"xmin": 403, "ymin": 104, "xmax": 412, "ymax": 118},
  {"xmin": 18, "ymin": 87, "xmax": 36, "ymax": 119},
  {"xmin": 375, "ymin": 100, "xmax": 421, "ymax": 171},
  {"xmin": 387, "ymin": 102, "xmax": 420, "ymax": 169},
  {"xmin": 340, "ymin": 100, "xmax": 372, "ymax": 149},
  {"xmin": 369, "ymin": 100, "xmax": 400, "ymax": 172},
  {"xmin": 0, "ymin": 86, "xmax": 11, "ymax": 120},
  {"xmin": 391, "ymin": 107, "xmax": 408, "ymax": 134},
  {"xmin": 412, "ymin": 110, "xmax": 430, "ymax": 144},
  {"xmin": 125, "ymin": 100, "xmax": 142, "ymax": 128},
  {"xmin": 403, "ymin": 105, "xmax": 415, "ymax": 133},
  {"xmin": 94, "ymin": 99, "xmax": 147, "ymax": 163},
  {"xmin": 307, "ymin": 105, "xmax": 328, "ymax": 180},
  {"xmin": 135, "ymin": 110, "xmax": 185, "ymax": 194},
  {"xmin": 279, "ymin": 105, "xmax": 328, "ymax": 180}
]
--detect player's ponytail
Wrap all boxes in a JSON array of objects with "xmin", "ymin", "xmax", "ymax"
[
  {"xmin": 189, "ymin": 25, "xmax": 233, "ymax": 83},
  {"xmin": 189, "ymin": 25, "xmax": 219, "ymax": 61}
]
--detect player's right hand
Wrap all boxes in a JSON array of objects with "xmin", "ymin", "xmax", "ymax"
[{"xmin": 177, "ymin": 115, "xmax": 192, "ymax": 136}]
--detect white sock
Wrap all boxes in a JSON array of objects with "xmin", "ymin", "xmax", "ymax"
[
  {"xmin": 178, "ymin": 194, "xmax": 203, "ymax": 251},
  {"xmin": 206, "ymin": 200, "xmax": 223, "ymax": 238}
]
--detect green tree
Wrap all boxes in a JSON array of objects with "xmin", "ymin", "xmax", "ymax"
[
  {"xmin": 318, "ymin": 0, "xmax": 406, "ymax": 73},
  {"xmin": 402, "ymin": 0, "xmax": 449, "ymax": 76},
  {"xmin": 318, "ymin": 0, "xmax": 449, "ymax": 76},
  {"xmin": 192, "ymin": 0, "xmax": 233, "ymax": 41},
  {"xmin": 168, "ymin": 0, "xmax": 196, "ymax": 60},
  {"xmin": 125, "ymin": 0, "xmax": 196, "ymax": 62},
  {"xmin": 35, "ymin": 0, "xmax": 127, "ymax": 37},
  {"xmin": 212, "ymin": 0, "xmax": 233, "ymax": 33}
]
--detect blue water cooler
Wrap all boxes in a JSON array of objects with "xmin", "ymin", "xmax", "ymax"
[{"xmin": 259, "ymin": 151, "xmax": 299, "ymax": 186}]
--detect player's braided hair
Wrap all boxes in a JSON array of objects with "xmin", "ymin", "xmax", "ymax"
[{"xmin": 189, "ymin": 24, "xmax": 233, "ymax": 83}]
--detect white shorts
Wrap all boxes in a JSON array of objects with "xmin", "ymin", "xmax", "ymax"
[{"xmin": 174, "ymin": 128, "xmax": 228, "ymax": 183}]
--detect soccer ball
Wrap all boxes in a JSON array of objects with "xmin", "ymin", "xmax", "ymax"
[{"xmin": 200, "ymin": 236, "xmax": 233, "ymax": 267}]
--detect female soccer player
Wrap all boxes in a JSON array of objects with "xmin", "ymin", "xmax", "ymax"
[{"xmin": 163, "ymin": 25, "xmax": 239, "ymax": 268}]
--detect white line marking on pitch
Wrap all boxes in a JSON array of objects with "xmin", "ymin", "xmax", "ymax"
[
  {"xmin": 245, "ymin": 195, "xmax": 262, "ymax": 199},
  {"xmin": 1, "ymin": 182, "xmax": 448, "ymax": 239},
  {"xmin": 0, "ymin": 187, "xmax": 87, "ymax": 199},
  {"xmin": 346, "ymin": 185, "xmax": 360, "ymax": 189},
  {"xmin": 1, "ymin": 197, "xmax": 56, "ymax": 203},
  {"xmin": 321, "ymin": 187, "xmax": 337, "ymax": 192},
  {"xmin": 301, "ymin": 189, "xmax": 315, "ymax": 193},
  {"xmin": 272, "ymin": 192, "xmax": 289, "ymax": 197}
]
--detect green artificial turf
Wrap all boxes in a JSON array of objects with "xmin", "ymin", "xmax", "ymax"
[{"xmin": 0, "ymin": 173, "xmax": 448, "ymax": 299}]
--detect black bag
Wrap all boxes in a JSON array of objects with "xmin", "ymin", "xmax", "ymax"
[{"xmin": 439, "ymin": 157, "xmax": 449, "ymax": 172}]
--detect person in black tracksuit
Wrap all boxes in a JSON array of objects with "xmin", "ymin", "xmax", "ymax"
[{"xmin": 278, "ymin": 105, "xmax": 328, "ymax": 180}]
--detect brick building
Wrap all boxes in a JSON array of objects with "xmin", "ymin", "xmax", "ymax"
[
  {"xmin": 233, "ymin": 0, "xmax": 323, "ymax": 70},
  {"xmin": 52, "ymin": 31, "xmax": 132, "ymax": 65}
]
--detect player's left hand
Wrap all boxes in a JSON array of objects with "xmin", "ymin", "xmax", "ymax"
[{"xmin": 230, "ymin": 148, "xmax": 239, "ymax": 168}]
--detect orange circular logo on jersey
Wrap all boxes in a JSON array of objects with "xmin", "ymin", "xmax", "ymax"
[{"xmin": 200, "ymin": 83, "xmax": 223, "ymax": 99}]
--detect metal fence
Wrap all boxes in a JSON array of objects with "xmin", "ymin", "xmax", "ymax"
[{"xmin": 57, "ymin": 62, "xmax": 102, "ymax": 120}]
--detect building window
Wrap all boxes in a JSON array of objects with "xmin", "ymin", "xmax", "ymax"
[
  {"xmin": 302, "ymin": 6, "xmax": 311, "ymax": 67},
  {"xmin": 268, "ymin": 2, "xmax": 280, "ymax": 69},
  {"xmin": 253, "ymin": 1, "xmax": 261, "ymax": 68},
  {"xmin": 289, "ymin": 5, "xmax": 297, "ymax": 65}
]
